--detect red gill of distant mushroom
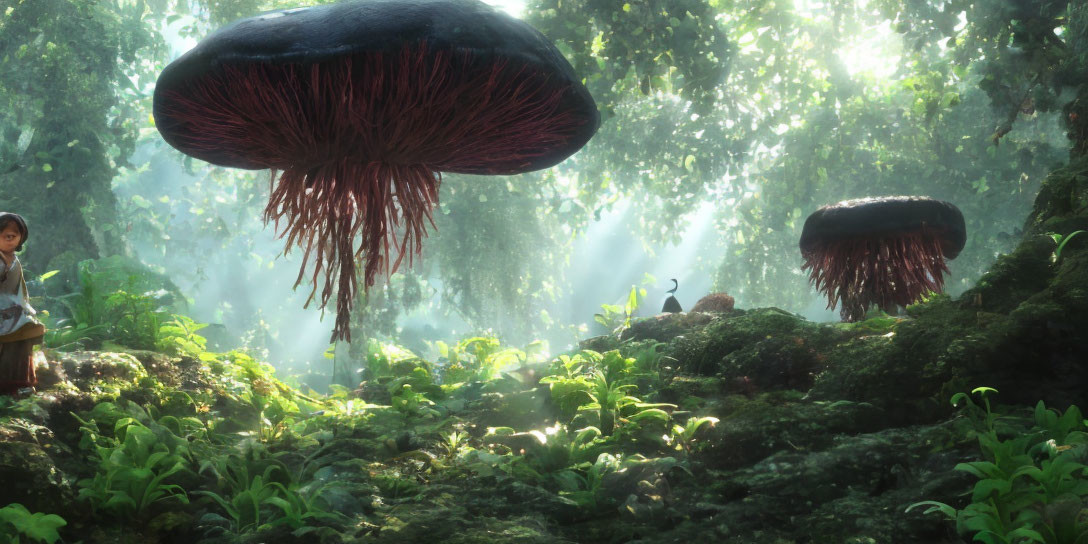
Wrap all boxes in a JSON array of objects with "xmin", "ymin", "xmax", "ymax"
[{"xmin": 801, "ymin": 228, "xmax": 952, "ymax": 322}]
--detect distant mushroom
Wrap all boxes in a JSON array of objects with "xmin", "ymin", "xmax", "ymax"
[
  {"xmin": 799, "ymin": 196, "xmax": 966, "ymax": 321},
  {"xmin": 153, "ymin": 0, "xmax": 599, "ymax": 341}
]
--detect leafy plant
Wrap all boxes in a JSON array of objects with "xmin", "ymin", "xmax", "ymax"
[
  {"xmin": 196, "ymin": 452, "xmax": 343, "ymax": 534},
  {"xmin": 546, "ymin": 350, "xmax": 594, "ymax": 380},
  {"xmin": 523, "ymin": 424, "xmax": 612, "ymax": 477},
  {"xmin": 203, "ymin": 351, "xmax": 308, "ymax": 440},
  {"xmin": 261, "ymin": 481, "xmax": 344, "ymax": 532},
  {"xmin": 438, "ymin": 336, "xmax": 539, "ymax": 383},
  {"xmin": 156, "ymin": 315, "xmax": 212, "ymax": 359},
  {"xmin": 953, "ymin": 386, "xmax": 1003, "ymax": 432},
  {"xmin": 390, "ymin": 383, "xmax": 439, "ymax": 418},
  {"xmin": 542, "ymin": 350, "xmax": 674, "ymax": 435},
  {"xmin": 0, "ymin": 504, "xmax": 66, "ymax": 544},
  {"xmin": 73, "ymin": 408, "xmax": 191, "ymax": 519},
  {"xmin": 668, "ymin": 416, "xmax": 720, "ymax": 455},
  {"xmin": 196, "ymin": 460, "xmax": 287, "ymax": 534},
  {"xmin": 541, "ymin": 373, "xmax": 595, "ymax": 422},
  {"xmin": 38, "ymin": 310, "xmax": 105, "ymax": 351},
  {"xmin": 1048, "ymin": 230, "xmax": 1086, "ymax": 263},
  {"xmin": 436, "ymin": 430, "xmax": 471, "ymax": 463},
  {"xmin": 594, "ymin": 285, "xmax": 645, "ymax": 335},
  {"xmin": 628, "ymin": 341, "xmax": 670, "ymax": 383},
  {"xmin": 557, "ymin": 452, "xmax": 613, "ymax": 510},
  {"xmin": 103, "ymin": 289, "xmax": 171, "ymax": 350},
  {"xmin": 558, "ymin": 453, "xmax": 685, "ymax": 512},
  {"xmin": 358, "ymin": 339, "xmax": 419, "ymax": 382},
  {"xmin": 373, "ymin": 473, "xmax": 423, "ymax": 501},
  {"xmin": 49, "ymin": 257, "xmax": 184, "ymax": 350},
  {"xmin": 579, "ymin": 370, "xmax": 639, "ymax": 436},
  {"xmin": 907, "ymin": 388, "xmax": 1088, "ymax": 544}
]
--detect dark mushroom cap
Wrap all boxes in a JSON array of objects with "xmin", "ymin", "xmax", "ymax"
[
  {"xmin": 153, "ymin": 0, "xmax": 599, "ymax": 172},
  {"xmin": 799, "ymin": 196, "xmax": 967, "ymax": 259}
]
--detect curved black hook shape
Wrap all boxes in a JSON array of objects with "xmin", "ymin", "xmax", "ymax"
[{"xmin": 662, "ymin": 278, "xmax": 682, "ymax": 313}]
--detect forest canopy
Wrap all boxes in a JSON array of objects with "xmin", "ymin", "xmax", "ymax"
[{"xmin": 0, "ymin": 0, "xmax": 1085, "ymax": 369}]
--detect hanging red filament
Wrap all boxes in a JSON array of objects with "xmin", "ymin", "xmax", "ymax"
[{"xmin": 801, "ymin": 229, "xmax": 952, "ymax": 321}]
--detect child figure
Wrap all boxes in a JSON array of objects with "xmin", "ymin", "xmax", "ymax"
[{"xmin": 0, "ymin": 213, "xmax": 45, "ymax": 396}]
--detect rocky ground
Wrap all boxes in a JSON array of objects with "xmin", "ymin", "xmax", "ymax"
[{"xmin": 2, "ymin": 158, "xmax": 1088, "ymax": 543}]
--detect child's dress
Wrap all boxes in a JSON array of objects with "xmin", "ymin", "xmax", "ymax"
[{"xmin": 0, "ymin": 256, "xmax": 44, "ymax": 394}]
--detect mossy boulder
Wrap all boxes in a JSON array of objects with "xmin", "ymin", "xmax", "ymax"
[
  {"xmin": 667, "ymin": 308, "xmax": 844, "ymax": 377},
  {"xmin": 0, "ymin": 441, "xmax": 77, "ymax": 517},
  {"xmin": 2, "ymin": 156, "xmax": 1087, "ymax": 544},
  {"xmin": 706, "ymin": 421, "xmax": 971, "ymax": 543},
  {"xmin": 938, "ymin": 155, "xmax": 1088, "ymax": 408},
  {"xmin": 58, "ymin": 351, "xmax": 147, "ymax": 390},
  {"xmin": 632, "ymin": 421, "xmax": 971, "ymax": 544},
  {"xmin": 697, "ymin": 395, "xmax": 885, "ymax": 470},
  {"xmin": 122, "ymin": 350, "xmax": 208, "ymax": 389},
  {"xmin": 578, "ymin": 334, "xmax": 621, "ymax": 353},
  {"xmin": 620, "ymin": 312, "xmax": 715, "ymax": 343},
  {"xmin": 367, "ymin": 485, "xmax": 565, "ymax": 543}
]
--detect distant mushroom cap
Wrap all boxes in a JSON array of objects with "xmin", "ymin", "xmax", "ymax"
[{"xmin": 799, "ymin": 196, "xmax": 966, "ymax": 259}]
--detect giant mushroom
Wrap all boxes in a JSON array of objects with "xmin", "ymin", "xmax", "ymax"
[
  {"xmin": 153, "ymin": 0, "xmax": 599, "ymax": 341},
  {"xmin": 799, "ymin": 196, "xmax": 966, "ymax": 321}
]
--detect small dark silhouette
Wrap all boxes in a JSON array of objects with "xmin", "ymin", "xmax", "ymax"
[{"xmin": 662, "ymin": 279, "xmax": 683, "ymax": 313}]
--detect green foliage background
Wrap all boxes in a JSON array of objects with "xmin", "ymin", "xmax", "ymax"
[{"xmin": 2, "ymin": 0, "xmax": 1086, "ymax": 357}]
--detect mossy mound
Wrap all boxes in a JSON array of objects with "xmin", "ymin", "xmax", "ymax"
[
  {"xmin": 665, "ymin": 308, "xmax": 845, "ymax": 378},
  {"xmin": 4, "ymin": 157, "xmax": 1088, "ymax": 543},
  {"xmin": 619, "ymin": 311, "xmax": 715, "ymax": 343}
]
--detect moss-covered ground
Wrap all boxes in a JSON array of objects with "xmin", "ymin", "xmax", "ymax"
[{"xmin": 5, "ymin": 157, "xmax": 1088, "ymax": 543}]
